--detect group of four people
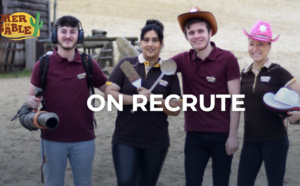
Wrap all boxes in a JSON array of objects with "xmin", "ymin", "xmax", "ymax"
[{"xmin": 25, "ymin": 6, "xmax": 300, "ymax": 186}]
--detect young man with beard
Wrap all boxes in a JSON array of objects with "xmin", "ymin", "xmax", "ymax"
[
  {"xmin": 171, "ymin": 7, "xmax": 241, "ymax": 186},
  {"xmin": 26, "ymin": 15, "xmax": 107, "ymax": 186}
]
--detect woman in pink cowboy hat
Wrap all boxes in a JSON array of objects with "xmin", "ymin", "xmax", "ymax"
[{"xmin": 238, "ymin": 20, "xmax": 300, "ymax": 186}]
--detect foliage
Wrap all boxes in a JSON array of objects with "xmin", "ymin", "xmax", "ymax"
[{"xmin": 0, "ymin": 69, "xmax": 32, "ymax": 78}]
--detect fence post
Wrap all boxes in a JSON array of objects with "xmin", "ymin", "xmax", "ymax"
[{"xmin": 25, "ymin": 38, "xmax": 37, "ymax": 70}]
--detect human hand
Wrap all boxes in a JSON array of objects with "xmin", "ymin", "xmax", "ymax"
[
  {"xmin": 225, "ymin": 135, "xmax": 239, "ymax": 156},
  {"xmin": 29, "ymin": 96, "xmax": 43, "ymax": 109},
  {"xmin": 287, "ymin": 111, "xmax": 300, "ymax": 124},
  {"xmin": 137, "ymin": 87, "xmax": 151, "ymax": 102}
]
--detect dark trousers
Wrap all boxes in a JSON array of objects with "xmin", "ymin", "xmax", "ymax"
[
  {"xmin": 112, "ymin": 144, "xmax": 168, "ymax": 186},
  {"xmin": 184, "ymin": 132, "xmax": 233, "ymax": 186},
  {"xmin": 237, "ymin": 137, "xmax": 289, "ymax": 186}
]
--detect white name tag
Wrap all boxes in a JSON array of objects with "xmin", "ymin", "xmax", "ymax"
[
  {"xmin": 260, "ymin": 76, "xmax": 271, "ymax": 83},
  {"xmin": 77, "ymin": 73, "xmax": 86, "ymax": 79},
  {"xmin": 206, "ymin": 76, "xmax": 216, "ymax": 83},
  {"xmin": 159, "ymin": 79, "xmax": 168, "ymax": 87}
]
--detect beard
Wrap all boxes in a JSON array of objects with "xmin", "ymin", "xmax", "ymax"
[
  {"xmin": 57, "ymin": 39, "xmax": 77, "ymax": 50},
  {"xmin": 194, "ymin": 36, "xmax": 210, "ymax": 52},
  {"xmin": 196, "ymin": 41, "xmax": 209, "ymax": 52}
]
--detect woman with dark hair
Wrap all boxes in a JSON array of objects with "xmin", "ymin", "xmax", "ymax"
[{"xmin": 105, "ymin": 19, "xmax": 182, "ymax": 186}]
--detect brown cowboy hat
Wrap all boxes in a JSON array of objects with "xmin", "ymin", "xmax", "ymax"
[{"xmin": 177, "ymin": 7, "xmax": 218, "ymax": 36}]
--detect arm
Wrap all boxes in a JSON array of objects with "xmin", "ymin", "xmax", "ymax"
[
  {"xmin": 287, "ymin": 80, "xmax": 300, "ymax": 94},
  {"xmin": 225, "ymin": 78, "xmax": 241, "ymax": 155},
  {"xmin": 286, "ymin": 81, "xmax": 300, "ymax": 123},
  {"xmin": 138, "ymin": 71, "xmax": 182, "ymax": 115},
  {"xmin": 105, "ymin": 84, "xmax": 142, "ymax": 105},
  {"xmin": 97, "ymin": 84, "xmax": 107, "ymax": 94},
  {"xmin": 149, "ymin": 97, "xmax": 182, "ymax": 116},
  {"xmin": 26, "ymin": 83, "xmax": 43, "ymax": 109},
  {"xmin": 137, "ymin": 87, "xmax": 182, "ymax": 116},
  {"xmin": 145, "ymin": 92, "xmax": 182, "ymax": 116}
]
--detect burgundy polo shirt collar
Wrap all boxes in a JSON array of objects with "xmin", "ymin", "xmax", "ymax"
[
  {"xmin": 191, "ymin": 41, "xmax": 218, "ymax": 62},
  {"xmin": 52, "ymin": 47, "xmax": 82, "ymax": 64}
]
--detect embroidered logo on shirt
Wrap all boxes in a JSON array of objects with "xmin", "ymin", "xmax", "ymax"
[
  {"xmin": 158, "ymin": 79, "xmax": 168, "ymax": 87},
  {"xmin": 260, "ymin": 76, "xmax": 271, "ymax": 83},
  {"xmin": 206, "ymin": 76, "xmax": 216, "ymax": 83},
  {"xmin": 77, "ymin": 73, "xmax": 86, "ymax": 79}
]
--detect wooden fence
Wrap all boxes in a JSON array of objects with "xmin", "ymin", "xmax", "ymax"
[
  {"xmin": 1, "ymin": 0, "xmax": 51, "ymax": 39},
  {"xmin": 0, "ymin": 37, "xmax": 25, "ymax": 72},
  {"xmin": 0, "ymin": 0, "xmax": 51, "ymax": 72}
]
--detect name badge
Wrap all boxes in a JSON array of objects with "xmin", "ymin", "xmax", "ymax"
[
  {"xmin": 206, "ymin": 76, "xmax": 216, "ymax": 83},
  {"xmin": 260, "ymin": 76, "xmax": 270, "ymax": 83},
  {"xmin": 77, "ymin": 73, "xmax": 86, "ymax": 79},
  {"xmin": 159, "ymin": 79, "xmax": 168, "ymax": 87}
]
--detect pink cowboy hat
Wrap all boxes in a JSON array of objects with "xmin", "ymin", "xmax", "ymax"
[
  {"xmin": 177, "ymin": 7, "xmax": 218, "ymax": 36},
  {"xmin": 243, "ymin": 20, "xmax": 280, "ymax": 42}
]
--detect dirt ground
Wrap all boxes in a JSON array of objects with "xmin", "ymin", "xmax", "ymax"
[{"xmin": 1, "ymin": 0, "xmax": 300, "ymax": 185}]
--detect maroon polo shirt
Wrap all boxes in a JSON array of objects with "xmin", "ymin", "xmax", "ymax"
[
  {"xmin": 31, "ymin": 48, "xmax": 107, "ymax": 142},
  {"xmin": 172, "ymin": 42, "xmax": 240, "ymax": 133}
]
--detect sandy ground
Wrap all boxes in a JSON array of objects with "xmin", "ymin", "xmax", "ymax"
[{"xmin": 1, "ymin": 0, "xmax": 300, "ymax": 185}]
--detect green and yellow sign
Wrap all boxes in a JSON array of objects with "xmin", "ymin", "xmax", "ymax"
[{"xmin": 0, "ymin": 12, "xmax": 43, "ymax": 40}]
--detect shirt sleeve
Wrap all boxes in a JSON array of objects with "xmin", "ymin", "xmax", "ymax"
[
  {"xmin": 92, "ymin": 58, "xmax": 108, "ymax": 88},
  {"xmin": 278, "ymin": 66, "xmax": 294, "ymax": 86},
  {"xmin": 171, "ymin": 52, "xmax": 186, "ymax": 73},
  {"xmin": 167, "ymin": 73, "xmax": 182, "ymax": 98},
  {"xmin": 30, "ymin": 60, "xmax": 41, "ymax": 88},
  {"xmin": 108, "ymin": 58, "xmax": 127, "ymax": 87},
  {"xmin": 225, "ymin": 51, "xmax": 240, "ymax": 81}
]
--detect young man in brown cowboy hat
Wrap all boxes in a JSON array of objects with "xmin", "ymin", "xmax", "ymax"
[{"xmin": 171, "ymin": 7, "xmax": 241, "ymax": 186}]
